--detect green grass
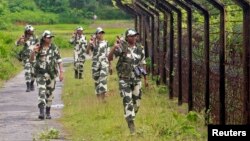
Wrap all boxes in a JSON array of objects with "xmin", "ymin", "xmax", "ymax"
[
  {"xmin": 8, "ymin": 21, "xmax": 131, "ymax": 47},
  {"xmin": 0, "ymin": 20, "xmax": 133, "ymax": 88},
  {"xmin": 0, "ymin": 20, "xmax": 207, "ymax": 140},
  {"xmin": 60, "ymin": 59, "xmax": 207, "ymax": 141},
  {"xmin": 34, "ymin": 127, "xmax": 60, "ymax": 140},
  {"xmin": 0, "ymin": 32, "xmax": 23, "ymax": 87}
]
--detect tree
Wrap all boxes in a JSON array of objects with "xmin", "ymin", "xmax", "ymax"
[{"xmin": 34, "ymin": 0, "xmax": 69, "ymax": 13}]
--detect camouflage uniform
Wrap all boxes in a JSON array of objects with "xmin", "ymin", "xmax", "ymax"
[
  {"xmin": 70, "ymin": 34, "xmax": 87, "ymax": 79},
  {"xmin": 90, "ymin": 40, "xmax": 110, "ymax": 95},
  {"xmin": 16, "ymin": 32, "xmax": 38, "ymax": 92},
  {"xmin": 114, "ymin": 35, "xmax": 146, "ymax": 131},
  {"xmin": 34, "ymin": 42, "xmax": 62, "ymax": 119}
]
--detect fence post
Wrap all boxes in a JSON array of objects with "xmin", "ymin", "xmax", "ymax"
[
  {"xmin": 233, "ymin": 0, "xmax": 250, "ymax": 125},
  {"xmin": 136, "ymin": 0, "xmax": 160, "ymax": 74},
  {"xmin": 185, "ymin": 0, "xmax": 210, "ymax": 124},
  {"xmin": 157, "ymin": 0, "xmax": 183, "ymax": 105},
  {"xmin": 114, "ymin": 0, "xmax": 138, "ymax": 30},
  {"xmin": 207, "ymin": 0, "xmax": 226, "ymax": 125},
  {"xmin": 134, "ymin": 1, "xmax": 154, "ymax": 59},
  {"xmin": 174, "ymin": 0, "xmax": 193, "ymax": 111}
]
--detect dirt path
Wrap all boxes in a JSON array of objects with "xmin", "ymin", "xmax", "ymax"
[{"xmin": 0, "ymin": 58, "xmax": 74, "ymax": 141}]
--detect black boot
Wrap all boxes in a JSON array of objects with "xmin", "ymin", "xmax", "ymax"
[
  {"xmin": 30, "ymin": 80, "xmax": 35, "ymax": 91},
  {"xmin": 46, "ymin": 107, "xmax": 51, "ymax": 119},
  {"xmin": 26, "ymin": 82, "xmax": 30, "ymax": 92},
  {"xmin": 79, "ymin": 73, "xmax": 83, "ymax": 79},
  {"xmin": 127, "ymin": 120, "xmax": 135, "ymax": 135},
  {"xmin": 38, "ymin": 103, "xmax": 45, "ymax": 120},
  {"xmin": 75, "ymin": 70, "xmax": 78, "ymax": 79}
]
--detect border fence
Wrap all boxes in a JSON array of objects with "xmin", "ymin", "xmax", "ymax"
[{"xmin": 115, "ymin": 0, "xmax": 250, "ymax": 125}]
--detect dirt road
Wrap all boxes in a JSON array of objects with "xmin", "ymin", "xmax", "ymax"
[{"xmin": 0, "ymin": 58, "xmax": 75, "ymax": 141}]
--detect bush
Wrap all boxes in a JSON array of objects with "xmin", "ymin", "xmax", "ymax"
[
  {"xmin": 0, "ymin": 32, "xmax": 22, "ymax": 80},
  {"xmin": 8, "ymin": 10, "xmax": 59, "ymax": 24},
  {"xmin": 38, "ymin": 128, "xmax": 60, "ymax": 140}
]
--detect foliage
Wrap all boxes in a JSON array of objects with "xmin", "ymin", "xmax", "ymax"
[
  {"xmin": 34, "ymin": 0, "xmax": 68, "ymax": 13},
  {"xmin": 0, "ymin": 0, "xmax": 131, "ymax": 30},
  {"xmin": 158, "ymin": 85, "xmax": 168, "ymax": 94},
  {"xmin": 37, "ymin": 128, "xmax": 60, "ymax": 140},
  {"xmin": 145, "ymin": 57, "xmax": 151, "ymax": 68},
  {"xmin": 8, "ymin": 10, "xmax": 59, "ymax": 24},
  {"xmin": 8, "ymin": 0, "xmax": 37, "ymax": 12},
  {"xmin": 0, "ymin": 32, "xmax": 22, "ymax": 81}
]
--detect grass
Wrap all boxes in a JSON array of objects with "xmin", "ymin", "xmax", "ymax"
[
  {"xmin": 9, "ymin": 20, "xmax": 131, "ymax": 40},
  {"xmin": 0, "ymin": 20, "xmax": 133, "ymax": 87},
  {"xmin": 60, "ymin": 59, "xmax": 207, "ymax": 141},
  {"xmin": 33, "ymin": 127, "xmax": 60, "ymax": 141},
  {"xmin": 0, "ymin": 20, "xmax": 207, "ymax": 140}
]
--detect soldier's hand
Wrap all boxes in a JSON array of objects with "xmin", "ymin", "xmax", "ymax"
[
  {"xmin": 89, "ymin": 39, "xmax": 94, "ymax": 44},
  {"xmin": 19, "ymin": 38, "xmax": 25, "ymax": 43},
  {"xmin": 18, "ymin": 35, "xmax": 25, "ymax": 44},
  {"xmin": 114, "ymin": 43, "xmax": 120, "ymax": 49},
  {"xmin": 59, "ymin": 72, "xmax": 63, "ymax": 81},
  {"xmin": 33, "ymin": 44, "xmax": 40, "ymax": 52}
]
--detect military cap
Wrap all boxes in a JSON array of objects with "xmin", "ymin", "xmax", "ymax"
[
  {"xmin": 76, "ymin": 26, "xmax": 84, "ymax": 31},
  {"xmin": 25, "ymin": 25, "xmax": 34, "ymax": 31},
  {"xmin": 42, "ymin": 30, "xmax": 54, "ymax": 38},
  {"xmin": 125, "ymin": 29, "xmax": 139, "ymax": 37},
  {"xmin": 95, "ymin": 27, "xmax": 105, "ymax": 34}
]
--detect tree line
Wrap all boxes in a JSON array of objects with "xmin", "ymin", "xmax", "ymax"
[{"xmin": 0, "ymin": 0, "xmax": 130, "ymax": 29}]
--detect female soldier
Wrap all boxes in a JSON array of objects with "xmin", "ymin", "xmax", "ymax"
[
  {"xmin": 108, "ymin": 29, "xmax": 148, "ymax": 134},
  {"xmin": 16, "ymin": 25, "xmax": 38, "ymax": 92},
  {"xmin": 69, "ymin": 26, "xmax": 87, "ymax": 79},
  {"xmin": 30, "ymin": 30, "xmax": 63, "ymax": 119},
  {"xmin": 87, "ymin": 27, "xmax": 111, "ymax": 102}
]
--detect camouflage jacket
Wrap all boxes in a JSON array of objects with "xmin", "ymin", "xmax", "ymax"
[
  {"xmin": 114, "ymin": 41, "xmax": 146, "ymax": 80},
  {"xmin": 35, "ymin": 44, "xmax": 62, "ymax": 78},
  {"xmin": 16, "ymin": 35, "xmax": 38, "ymax": 61},
  {"xmin": 91, "ymin": 40, "xmax": 109, "ymax": 68},
  {"xmin": 34, "ymin": 59, "xmax": 49, "ymax": 77},
  {"xmin": 70, "ymin": 34, "xmax": 87, "ymax": 47}
]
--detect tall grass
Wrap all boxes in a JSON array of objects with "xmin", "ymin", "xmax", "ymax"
[
  {"xmin": 60, "ymin": 60, "xmax": 207, "ymax": 141},
  {"xmin": 0, "ymin": 32, "xmax": 22, "ymax": 86}
]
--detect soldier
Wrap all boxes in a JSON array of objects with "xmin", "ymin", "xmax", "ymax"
[
  {"xmin": 86, "ymin": 27, "xmax": 111, "ymax": 102},
  {"xmin": 108, "ymin": 29, "xmax": 148, "ymax": 135},
  {"xmin": 30, "ymin": 30, "xmax": 63, "ymax": 120},
  {"xmin": 15, "ymin": 25, "xmax": 39, "ymax": 92},
  {"xmin": 69, "ymin": 26, "xmax": 88, "ymax": 79}
]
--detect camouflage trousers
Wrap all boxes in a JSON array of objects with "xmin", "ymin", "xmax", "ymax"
[
  {"xmin": 74, "ymin": 60, "xmax": 85, "ymax": 73},
  {"xmin": 36, "ymin": 74, "xmax": 56, "ymax": 108},
  {"xmin": 74, "ymin": 52, "xmax": 86, "ymax": 70},
  {"xmin": 92, "ymin": 62, "xmax": 108, "ymax": 95},
  {"xmin": 119, "ymin": 79, "xmax": 142, "ymax": 122},
  {"xmin": 23, "ymin": 59, "xmax": 35, "ymax": 83}
]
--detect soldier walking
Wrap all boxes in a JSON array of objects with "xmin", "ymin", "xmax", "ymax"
[
  {"xmin": 30, "ymin": 30, "xmax": 63, "ymax": 120},
  {"xmin": 87, "ymin": 27, "xmax": 111, "ymax": 102},
  {"xmin": 108, "ymin": 29, "xmax": 148, "ymax": 134},
  {"xmin": 70, "ymin": 26, "xmax": 88, "ymax": 79},
  {"xmin": 15, "ymin": 25, "xmax": 38, "ymax": 92}
]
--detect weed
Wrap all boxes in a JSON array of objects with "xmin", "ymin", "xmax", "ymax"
[{"xmin": 38, "ymin": 128, "xmax": 60, "ymax": 140}]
